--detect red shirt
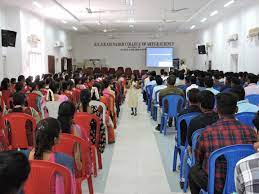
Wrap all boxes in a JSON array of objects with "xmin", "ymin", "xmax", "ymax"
[{"xmin": 196, "ymin": 117, "xmax": 257, "ymax": 192}]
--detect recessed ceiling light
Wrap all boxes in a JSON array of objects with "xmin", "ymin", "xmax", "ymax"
[
  {"xmin": 224, "ymin": 0, "xmax": 235, "ymax": 8},
  {"xmin": 190, "ymin": 25, "xmax": 196, "ymax": 30},
  {"xmin": 33, "ymin": 1, "xmax": 43, "ymax": 9},
  {"xmin": 200, "ymin": 18, "xmax": 207, "ymax": 23},
  {"xmin": 210, "ymin": 10, "xmax": 218, "ymax": 17},
  {"xmin": 128, "ymin": 18, "xmax": 135, "ymax": 23},
  {"xmin": 72, "ymin": 26, "xmax": 78, "ymax": 31},
  {"xmin": 129, "ymin": 24, "xmax": 134, "ymax": 28},
  {"xmin": 62, "ymin": 20, "xmax": 67, "ymax": 24}
]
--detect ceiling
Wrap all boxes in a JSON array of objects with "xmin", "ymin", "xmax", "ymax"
[{"xmin": 1, "ymin": 0, "xmax": 259, "ymax": 35}]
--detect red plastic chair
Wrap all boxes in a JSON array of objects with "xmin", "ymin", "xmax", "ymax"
[
  {"xmin": 0, "ymin": 96, "xmax": 5, "ymax": 117},
  {"xmin": 93, "ymin": 67, "xmax": 101, "ymax": 74},
  {"xmin": 53, "ymin": 133, "xmax": 94, "ymax": 194},
  {"xmin": 74, "ymin": 112, "xmax": 103, "ymax": 171},
  {"xmin": 40, "ymin": 88, "xmax": 48, "ymax": 96},
  {"xmin": 1, "ymin": 90, "xmax": 12, "ymax": 109},
  {"xmin": 72, "ymin": 88, "xmax": 81, "ymax": 105},
  {"xmin": 103, "ymin": 94, "xmax": 117, "ymax": 129},
  {"xmin": 117, "ymin": 67, "xmax": 124, "ymax": 74},
  {"xmin": 0, "ymin": 113, "xmax": 37, "ymax": 149},
  {"xmin": 125, "ymin": 68, "xmax": 132, "ymax": 79},
  {"xmin": 101, "ymin": 67, "xmax": 109, "ymax": 74},
  {"xmin": 24, "ymin": 160, "xmax": 72, "ymax": 194},
  {"xmin": 27, "ymin": 93, "xmax": 41, "ymax": 112},
  {"xmin": 109, "ymin": 68, "xmax": 116, "ymax": 75}
]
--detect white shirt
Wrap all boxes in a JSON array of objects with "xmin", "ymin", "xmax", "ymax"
[
  {"xmin": 175, "ymin": 78, "xmax": 186, "ymax": 86},
  {"xmin": 186, "ymin": 84, "xmax": 199, "ymax": 98},
  {"xmin": 245, "ymin": 83, "xmax": 259, "ymax": 96},
  {"xmin": 152, "ymin": 85, "xmax": 167, "ymax": 101},
  {"xmin": 206, "ymin": 87, "xmax": 220, "ymax": 95}
]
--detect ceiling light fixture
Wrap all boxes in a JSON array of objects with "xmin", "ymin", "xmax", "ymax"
[
  {"xmin": 129, "ymin": 0, "xmax": 134, "ymax": 7},
  {"xmin": 200, "ymin": 18, "xmax": 207, "ymax": 23},
  {"xmin": 210, "ymin": 10, "xmax": 218, "ymax": 17},
  {"xmin": 128, "ymin": 18, "xmax": 135, "ymax": 23},
  {"xmin": 33, "ymin": 1, "xmax": 43, "ymax": 9},
  {"xmin": 129, "ymin": 24, "xmax": 134, "ymax": 28},
  {"xmin": 72, "ymin": 26, "xmax": 78, "ymax": 31},
  {"xmin": 190, "ymin": 25, "xmax": 196, "ymax": 30},
  {"xmin": 62, "ymin": 20, "xmax": 67, "ymax": 24},
  {"xmin": 224, "ymin": 0, "xmax": 235, "ymax": 8}
]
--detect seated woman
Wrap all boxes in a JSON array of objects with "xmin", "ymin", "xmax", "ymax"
[
  {"xmin": 79, "ymin": 89, "xmax": 108, "ymax": 151},
  {"xmin": 74, "ymin": 77, "xmax": 86, "ymax": 90},
  {"xmin": 21, "ymin": 118, "xmax": 76, "ymax": 194},
  {"xmin": 102, "ymin": 79, "xmax": 115, "ymax": 98}
]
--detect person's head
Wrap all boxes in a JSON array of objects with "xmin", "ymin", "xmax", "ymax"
[
  {"xmin": 1, "ymin": 78, "xmax": 10, "ymax": 90},
  {"xmin": 204, "ymin": 76, "xmax": 214, "ymax": 88},
  {"xmin": 155, "ymin": 75, "xmax": 163, "ymax": 86},
  {"xmin": 160, "ymin": 69, "xmax": 165, "ymax": 75},
  {"xmin": 18, "ymin": 75, "xmax": 25, "ymax": 83},
  {"xmin": 80, "ymin": 89, "xmax": 91, "ymax": 112},
  {"xmin": 34, "ymin": 118, "xmax": 61, "ymax": 160},
  {"xmin": 58, "ymin": 101, "xmax": 76, "ymax": 134},
  {"xmin": 30, "ymin": 82, "xmax": 39, "ymax": 92},
  {"xmin": 178, "ymin": 72, "xmax": 184, "ymax": 80},
  {"xmin": 15, "ymin": 82, "xmax": 24, "ymax": 93},
  {"xmin": 13, "ymin": 93, "xmax": 26, "ymax": 107},
  {"xmin": 0, "ymin": 151, "xmax": 30, "ymax": 194},
  {"xmin": 164, "ymin": 72, "xmax": 168, "ymax": 77},
  {"xmin": 10, "ymin": 78, "xmax": 16, "ymax": 85},
  {"xmin": 150, "ymin": 71, "xmax": 156, "ymax": 77},
  {"xmin": 131, "ymin": 74, "xmax": 138, "ymax": 81},
  {"xmin": 49, "ymin": 82, "xmax": 60, "ymax": 94},
  {"xmin": 216, "ymin": 92, "xmax": 238, "ymax": 116},
  {"xmin": 45, "ymin": 77, "xmax": 52, "ymax": 86},
  {"xmin": 198, "ymin": 90, "xmax": 215, "ymax": 111},
  {"xmin": 167, "ymin": 75, "xmax": 176, "ymax": 86},
  {"xmin": 231, "ymin": 77, "xmax": 241, "ymax": 87},
  {"xmin": 187, "ymin": 88, "xmax": 200, "ymax": 105},
  {"xmin": 248, "ymin": 73, "xmax": 258, "ymax": 84},
  {"xmin": 230, "ymin": 86, "xmax": 245, "ymax": 101},
  {"xmin": 225, "ymin": 76, "xmax": 232, "ymax": 86},
  {"xmin": 62, "ymin": 81, "xmax": 69, "ymax": 92},
  {"xmin": 190, "ymin": 76, "xmax": 197, "ymax": 85}
]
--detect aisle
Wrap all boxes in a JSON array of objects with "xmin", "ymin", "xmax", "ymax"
[{"xmin": 103, "ymin": 92, "xmax": 173, "ymax": 194}]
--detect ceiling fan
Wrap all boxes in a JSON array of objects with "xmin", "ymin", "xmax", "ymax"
[
  {"xmin": 166, "ymin": 0, "xmax": 189, "ymax": 13},
  {"xmin": 86, "ymin": 0, "xmax": 132, "ymax": 14}
]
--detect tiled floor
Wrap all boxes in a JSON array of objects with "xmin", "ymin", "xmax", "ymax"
[{"xmin": 82, "ymin": 92, "xmax": 189, "ymax": 194}]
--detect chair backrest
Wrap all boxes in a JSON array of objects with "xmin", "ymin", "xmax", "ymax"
[
  {"xmin": 191, "ymin": 128, "xmax": 205, "ymax": 164},
  {"xmin": 24, "ymin": 160, "xmax": 72, "ymax": 194},
  {"xmin": 74, "ymin": 112, "xmax": 101, "ymax": 147},
  {"xmin": 235, "ymin": 112, "xmax": 256, "ymax": 127},
  {"xmin": 0, "ymin": 113, "xmax": 37, "ymax": 149},
  {"xmin": 89, "ymin": 101, "xmax": 106, "ymax": 126},
  {"xmin": 207, "ymin": 144, "xmax": 256, "ymax": 194},
  {"xmin": 154, "ymin": 90, "xmax": 160, "ymax": 104},
  {"xmin": 177, "ymin": 85, "xmax": 188, "ymax": 92},
  {"xmin": 162, "ymin": 95, "xmax": 185, "ymax": 118},
  {"xmin": 146, "ymin": 85, "xmax": 154, "ymax": 98},
  {"xmin": 27, "ymin": 93, "xmax": 41, "ymax": 112},
  {"xmin": 1, "ymin": 90, "xmax": 12, "ymax": 109},
  {"xmin": 53, "ymin": 133, "xmax": 92, "ymax": 178},
  {"xmin": 246, "ymin": 94, "xmax": 259, "ymax": 106},
  {"xmin": 176, "ymin": 112, "xmax": 201, "ymax": 146}
]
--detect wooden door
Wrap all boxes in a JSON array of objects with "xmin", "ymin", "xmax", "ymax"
[
  {"xmin": 48, "ymin": 55, "xmax": 55, "ymax": 74},
  {"xmin": 66, "ymin": 58, "xmax": 72, "ymax": 73},
  {"xmin": 61, "ymin": 57, "xmax": 66, "ymax": 72}
]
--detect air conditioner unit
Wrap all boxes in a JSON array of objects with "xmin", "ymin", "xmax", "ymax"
[
  {"xmin": 54, "ymin": 41, "xmax": 64, "ymax": 48},
  {"xmin": 227, "ymin": 33, "xmax": 238, "ymax": 42},
  {"xmin": 248, "ymin": 27, "xmax": 259, "ymax": 38}
]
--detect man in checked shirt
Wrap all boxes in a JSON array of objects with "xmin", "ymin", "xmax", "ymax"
[
  {"xmin": 235, "ymin": 111, "xmax": 259, "ymax": 194},
  {"xmin": 188, "ymin": 93, "xmax": 257, "ymax": 194}
]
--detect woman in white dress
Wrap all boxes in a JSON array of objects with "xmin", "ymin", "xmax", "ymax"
[{"xmin": 128, "ymin": 74, "xmax": 139, "ymax": 116}]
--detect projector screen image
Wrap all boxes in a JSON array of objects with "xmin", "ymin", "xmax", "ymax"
[{"xmin": 146, "ymin": 47, "xmax": 173, "ymax": 67}]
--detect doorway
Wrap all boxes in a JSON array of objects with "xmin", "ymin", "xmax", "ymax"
[
  {"xmin": 48, "ymin": 55, "xmax": 55, "ymax": 74},
  {"xmin": 230, "ymin": 54, "xmax": 238, "ymax": 72}
]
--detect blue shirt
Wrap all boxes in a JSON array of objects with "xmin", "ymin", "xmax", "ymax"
[{"xmin": 237, "ymin": 99, "xmax": 259, "ymax": 113}]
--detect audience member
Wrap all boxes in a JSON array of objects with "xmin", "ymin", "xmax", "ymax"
[
  {"xmin": 245, "ymin": 73, "xmax": 259, "ymax": 96},
  {"xmin": 189, "ymin": 93, "xmax": 257, "ymax": 194},
  {"xmin": 186, "ymin": 76, "xmax": 199, "ymax": 99},
  {"xmin": 230, "ymin": 86, "xmax": 259, "ymax": 113},
  {"xmin": 0, "ymin": 151, "xmax": 30, "ymax": 194},
  {"xmin": 204, "ymin": 76, "xmax": 220, "ymax": 95}
]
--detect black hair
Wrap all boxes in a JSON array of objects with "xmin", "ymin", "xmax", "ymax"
[
  {"xmin": 34, "ymin": 118, "xmax": 61, "ymax": 160},
  {"xmin": 10, "ymin": 78, "xmax": 16, "ymax": 84},
  {"xmin": 58, "ymin": 101, "xmax": 76, "ymax": 134},
  {"xmin": 103, "ymin": 80, "xmax": 110, "ymax": 89},
  {"xmin": 149, "ymin": 76, "xmax": 155, "ymax": 82},
  {"xmin": 160, "ymin": 69, "xmax": 165, "ymax": 75},
  {"xmin": 187, "ymin": 88, "xmax": 200, "ymax": 104},
  {"xmin": 178, "ymin": 72, "xmax": 184, "ymax": 80},
  {"xmin": 49, "ymin": 82, "xmax": 59, "ymax": 94},
  {"xmin": 150, "ymin": 71, "xmax": 156, "ymax": 77},
  {"xmin": 216, "ymin": 92, "xmax": 238, "ymax": 115},
  {"xmin": 190, "ymin": 76, "xmax": 197, "ymax": 84},
  {"xmin": 132, "ymin": 74, "xmax": 138, "ymax": 82},
  {"xmin": 13, "ymin": 93, "xmax": 26, "ymax": 106},
  {"xmin": 155, "ymin": 75, "xmax": 163, "ymax": 85},
  {"xmin": 18, "ymin": 75, "xmax": 25, "ymax": 82},
  {"xmin": 0, "ymin": 151, "xmax": 30, "ymax": 194},
  {"xmin": 45, "ymin": 77, "xmax": 52, "ymax": 85},
  {"xmin": 248, "ymin": 73, "xmax": 258, "ymax": 84},
  {"xmin": 0, "ymin": 78, "xmax": 10, "ymax": 90},
  {"xmin": 38, "ymin": 81, "xmax": 45, "ymax": 90},
  {"xmin": 198, "ymin": 90, "xmax": 215, "ymax": 110},
  {"xmin": 80, "ymin": 89, "xmax": 91, "ymax": 112},
  {"xmin": 15, "ymin": 82, "xmax": 24, "ymax": 93},
  {"xmin": 231, "ymin": 77, "xmax": 241, "ymax": 86},
  {"xmin": 62, "ymin": 81, "xmax": 69, "ymax": 92},
  {"xmin": 230, "ymin": 86, "xmax": 245, "ymax": 101},
  {"xmin": 167, "ymin": 75, "xmax": 176, "ymax": 86},
  {"xmin": 204, "ymin": 76, "xmax": 214, "ymax": 88}
]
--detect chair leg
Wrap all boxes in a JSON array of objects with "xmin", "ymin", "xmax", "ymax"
[
  {"xmin": 87, "ymin": 177, "xmax": 94, "ymax": 194},
  {"xmin": 97, "ymin": 150, "xmax": 103, "ymax": 169},
  {"xmin": 183, "ymin": 164, "xmax": 190, "ymax": 193},
  {"xmin": 173, "ymin": 146, "xmax": 178, "ymax": 171},
  {"xmin": 91, "ymin": 146, "xmax": 97, "ymax": 177}
]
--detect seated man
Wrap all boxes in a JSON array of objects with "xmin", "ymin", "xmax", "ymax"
[
  {"xmin": 230, "ymin": 86, "xmax": 259, "ymax": 113},
  {"xmin": 204, "ymin": 76, "xmax": 220, "ymax": 95},
  {"xmin": 245, "ymin": 73, "xmax": 259, "ymax": 96},
  {"xmin": 179, "ymin": 88, "xmax": 201, "ymax": 146},
  {"xmin": 176, "ymin": 72, "xmax": 186, "ymax": 86},
  {"xmin": 186, "ymin": 76, "xmax": 199, "ymax": 99},
  {"xmin": 235, "ymin": 111, "xmax": 259, "ymax": 194},
  {"xmin": 156, "ymin": 75, "xmax": 184, "ymax": 131},
  {"xmin": 189, "ymin": 93, "xmax": 257, "ymax": 194},
  {"xmin": 220, "ymin": 76, "xmax": 232, "ymax": 93}
]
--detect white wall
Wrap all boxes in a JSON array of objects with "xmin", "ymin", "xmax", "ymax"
[
  {"xmin": 194, "ymin": 4, "xmax": 259, "ymax": 73},
  {"xmin": 0, "ymin": 6, "xmax": 72, "ymax": 79},
  {"xmin": 72, "ymin": 33, "xmax": 196, "ymax": 71}
]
